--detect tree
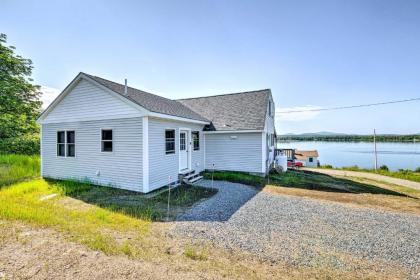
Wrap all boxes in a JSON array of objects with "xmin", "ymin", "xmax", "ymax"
[{"xmin": 0, "ymin": 33, "xmax": 41, "ymax": 139}]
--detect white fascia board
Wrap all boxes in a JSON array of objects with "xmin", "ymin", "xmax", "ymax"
[
  {"xmin": 203, "ymin": 130, "xmax": 263, "ymax": 134},
  {"xmin": 142, "ymin": 116, "xmax": 149, "ymax": 193},
  {"xmin": 38, "ymin": 114, "xmax": 145, "ymax": 125},
  {"xmin": 36, "ymin": 73, "xmax": 149, "ymax": 124},
  {"xmin": 148, "ymin": 112, "xmax": 210, "ymax": 125}
]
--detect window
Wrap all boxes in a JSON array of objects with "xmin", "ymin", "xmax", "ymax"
[
  {"xmin": 57, "ymin": 131, "xmax": 75, "ymax": 157},
  {"xmin": 180, "ymin": 132, "xmax": 186, "ymax": 150},
  {"xmin": 309, "ymin": 157, "xmax": 313, "ymax": 163},
  {"xmin": 67, "ymin": 131, "xmax": 75, "ymax": 157},
  {"xmin": 268, "ymin": 101, "xmax": 272, "ymax": 116},
  {"xmin": 101, "ymin": 129, "xmax": 113, "ymax": 152},
  {"xmin": 57, "ymin": 131, "xmax": 65, "ymax": 157},
  {"xmin": 192, "ymin": 131, "xmax": 200, "ymax": 151},
  {"xmin": 165, "ymin": 129, "xmax": 175, "ymax": 154}
]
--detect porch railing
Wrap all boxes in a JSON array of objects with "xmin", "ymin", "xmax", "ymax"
[{"xmin": 275, "ymin": 148, "xmax": 295, "ymax": 160}]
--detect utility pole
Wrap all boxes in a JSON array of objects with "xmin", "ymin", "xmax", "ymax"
[{"xmin": 373, "ymin": 129, "xmax": 378, "ymax": 171}]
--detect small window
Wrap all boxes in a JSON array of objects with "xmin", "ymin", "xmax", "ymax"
[
  {"xmin": 57, "ymin": 131, "xmax": 75, "ymax": 157},
  {"xmin": 66, "ymin": 131, "xmax": 75, "ymax": 157},
  {"xmin": 165, "ymin": 129, "xmax": 175, "ymax": 154},
  {"xmin": 101, "ymin": 129, "xmax": 113, "ymax": 152},
  {"xmin": 268, "ymin": 101, "xmax": 272, "ymax": 116},
  {"xmin": 309, "ymin": 157, "xmax": 313, "ymax": 163},
  {"xmin": 192, "ymin": 131, "xmax": 200, "ymax": 151},
  {"xmin": 57, "ymin": 131, "xmax": 65, "ymax": 157}
]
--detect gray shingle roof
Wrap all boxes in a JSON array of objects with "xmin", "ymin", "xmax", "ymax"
[
  {"xmin": 84, "ymin": 73, "xmax": 209, "ymax": 122},
  {"xmin": 178, "ymin": 89, "xmax": 271, "ymax": 131},
  {"xmin": 84, "ymin": 73, "xmax": 270, "ymax": 131}
]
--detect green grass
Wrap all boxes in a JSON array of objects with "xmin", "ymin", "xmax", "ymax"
[
  {"xmin": 184, "ymin": 245, "xmax": 208, "ymax": 261},
  {"xmin": 54, "ymin": 179, "xmax": 218, "ymax": 221},
  {"xmin": 269, "ymin": 170, "xmax": 408, "ymax": 195},
  {"xmin": 0, "ymin": 154, "xmax": 40, "ymax": 187},
  {"xmin": 0, "ymin": 177, "xmax": 217, "ymax": 257},
  {"xmin": 0, "ymin": 179, "xmax": 149, "ymax": 255},
  {"xmin": 203, "ymin": 171, "xmax": 265, "ymax": 187},
  {"xmin": 319, "ymin": 165, "xmax": 420, "ymax": 183},
  {"xmin": 205, "ymin": 170, "xmax": 412, "ymax": 196}
]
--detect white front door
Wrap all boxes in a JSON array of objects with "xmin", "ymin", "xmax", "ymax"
[{"xmin": 179, "ymin": 130, "xmax": 189, "ymax": 170}]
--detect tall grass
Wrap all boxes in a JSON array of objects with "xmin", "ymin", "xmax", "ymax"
[{"xmin": 0, "ymin": 154, "xmax": 40, "ymax": 187}]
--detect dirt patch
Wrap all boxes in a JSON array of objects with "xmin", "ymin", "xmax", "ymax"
[{"xmin": 0, "ymin": 221, "xmax": 409, "ymax": 280}]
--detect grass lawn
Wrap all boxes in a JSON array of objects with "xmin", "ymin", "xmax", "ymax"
[
  {"xmin": 0, "ymin": 154, "xmax": 40, "ymax": 187},
  {"xmin": 0, "ymin": 178, "xmax": 216, "ymax": 255},
  {"xmin": 320, "ymin": 165, "xmax": 420, "ymax": 183}
]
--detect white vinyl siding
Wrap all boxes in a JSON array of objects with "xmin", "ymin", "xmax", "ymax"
[
  {"xmin": 205, "ymin": 132, "xmax": 263, "ymax": 174},
  {"xmin": 148, "ymin": 118, "xmax": 205, "ymax": 192},
  {"xmin": 42, "ymin": 79, "xmax": 143, "ymax": 123},
  {"xmin": 41, "ymin": 117, "xmax": 143, "ymax": 192}
]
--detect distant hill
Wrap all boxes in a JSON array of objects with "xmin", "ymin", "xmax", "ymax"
[{"xmin": 278, "ymin": 133, "xmax": 420, "ymax": 142}]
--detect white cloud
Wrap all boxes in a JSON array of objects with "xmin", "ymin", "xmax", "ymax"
[
  {"xmin": 276, "ymin": 105, "xmax": 322, "ymax": 122},
  {"xmin": 39, "ymin": 86, "xmax": 61, "ymax": 109}
]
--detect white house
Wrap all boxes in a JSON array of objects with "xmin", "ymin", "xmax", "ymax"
[
  {"xmin": 37, "ymin": 72, "xmax": 276, "ymax": 193},
  {"xmin": 294, "ymin": 150, "xmax": 319, "ymax": 167}
]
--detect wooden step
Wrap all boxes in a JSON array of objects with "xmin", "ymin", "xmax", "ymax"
[
  {"xmin": 188, "ymin": 175, "xmax": 203, "ymax": 184},
  {"xmin": 179, "ymin": 169, "xmax": 195, "ymax": 176},
  {"xmin": 183, "ymin": 172, "xmax": 198, "ymax": 180}
]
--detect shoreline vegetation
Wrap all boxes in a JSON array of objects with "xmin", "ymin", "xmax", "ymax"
[{"xmin": 277, "ymin": 134, "xmax": 420, "ymax": 143}]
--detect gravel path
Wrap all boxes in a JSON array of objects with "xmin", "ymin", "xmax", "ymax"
[
  {"xmin": 174, "ymin": 180, "xmax": 420, "ymax": 277},
  {"xmin": 303, "ymin": 167, "xmax": 420, "ymax": 191}
]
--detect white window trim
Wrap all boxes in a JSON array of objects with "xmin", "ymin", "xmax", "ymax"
[
  {"xmin": 165, "ymin": 128, "xmax": 176, "ymax": 155},
  {"xmin": 56, "ymin": 129, "xmax": 76, "ymax": 158},
  {"xmin": 100, "ymin": 128, "xmax": 114, "ymax": 154}
]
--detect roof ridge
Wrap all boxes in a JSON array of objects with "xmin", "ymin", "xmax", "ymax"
[
  {"xmin": 83, "ymin": 72, "xmax": 167, "ymax": 98},
  {"xmin": 82, "ymin": 72, "xmax": 209, "ymax": 122},
  {"xmin": 177, "ymin": 88, "xmax": 271, "ymax": 101}
]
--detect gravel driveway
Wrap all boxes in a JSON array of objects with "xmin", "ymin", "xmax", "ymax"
[{"xmin": 174, "ymin": 180, "xmax": 420, "ymax": 277}]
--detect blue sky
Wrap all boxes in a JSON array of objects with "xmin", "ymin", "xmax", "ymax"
[{"xmin": 2, "ymin": 0, "xmax": 420, "ymax": 134}]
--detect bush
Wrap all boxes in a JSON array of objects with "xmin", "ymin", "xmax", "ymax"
[
  {"xmin": 415, "ymin": 167, "xmax": 420, "ymax": 173},
  {"xmin": 0, "ymin": 134, "xmax": 40, "ymax": 155},
  {"xmin": 379, "ymin": 165, "xmax": 389, "ymax": 171}
]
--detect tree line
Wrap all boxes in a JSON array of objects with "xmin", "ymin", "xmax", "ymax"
[{"xmin": 277, "ymin": 134, "xmax": 420, "ymax": 142}]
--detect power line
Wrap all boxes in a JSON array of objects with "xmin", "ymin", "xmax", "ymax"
[{"xmin": 278, "ymin": 97, "xmax": 420, "ymax": 114}]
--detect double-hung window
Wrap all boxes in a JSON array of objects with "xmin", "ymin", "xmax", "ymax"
[
  {"xmin": 165, "ymin": 129, "xmax": 175, "ymax": 154},
  {"xmin": 57, "ymin": 131, "xmax": 75, "ymax": 157},
  {"xmin": 101, "ymin": 129, "xmax": 113, "ymax": 152},
  {"xmin": 192, "ymin": 131, "xmax": 199, "ymax": 151}
]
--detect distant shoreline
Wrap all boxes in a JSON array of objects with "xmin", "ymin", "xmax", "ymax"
[{"xmin": 277, "ymin": 135, "xmax": 420, "ymax": 143}]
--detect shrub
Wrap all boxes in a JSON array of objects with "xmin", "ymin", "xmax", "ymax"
[
  {"xmin": 320, "ymin": 164, "xmax": 333, "ymax": 169},
  {"xmin": 0, "ymin": 134, "xmax": 40, "ymax": 155},
  {"xmin": 415, "ymin": 167, "xmax": 420, "ymax": 173},
  {"xmin": 379, "ymin": 165, "xmax": 389, "ymax": 171}
]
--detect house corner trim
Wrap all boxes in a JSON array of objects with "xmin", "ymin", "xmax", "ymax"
[{"xmin": 142, "ymin": 117, "xmax": 149, "ymax": 192}]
